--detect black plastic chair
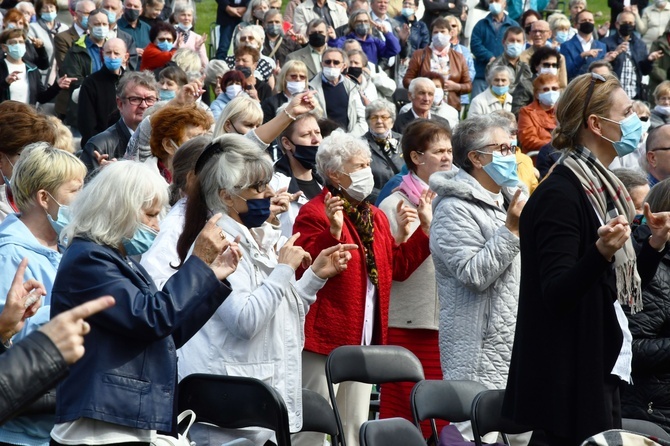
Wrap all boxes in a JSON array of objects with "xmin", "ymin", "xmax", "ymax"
[
  {"xmin": 359, "ymin": 417, "xmax": 427, "ymax": 446},
  {"xmin": 470, "ymin": 389, "xmax": 533, "ymax": 446},
  {"xmin": 622, "ymin": 418, "xmax": 670, "ymax": 441},
  {"xmin": 178, "ymin": 374, "xmax": 292, "ymax": 446},
  {"xmin": 299, "ymin": 388, "xmax": 342, "ymax": 446},
  {"xmin": 325, "ymin": 345, "xmax": 425, "ymax": 446},
  {"xmin": 411, "ymin": 379, "xmax": 488, "ymax": 442}
]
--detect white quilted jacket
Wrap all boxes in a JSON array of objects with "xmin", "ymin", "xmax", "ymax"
[{"xmin": 429, "ymin": 169, "xmax": 521, "ymax": 390}]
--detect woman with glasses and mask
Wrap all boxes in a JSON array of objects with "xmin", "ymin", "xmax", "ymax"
[
  {"xmin": 50, "ymin": 160, "xmax": 241, "ymax": 446},
  {"xmin": 140, "ymin": 21, "xmax": 179, "ymax": 71},
  {"xmin": 503, "ymin": 73, "xmax": 670, "ymax": 445},
  {"xmin": 175, "ymin": 135, "xmax": 355, "ymax": 446},
  {"xmin": 0, "ymin": 143, "xmax": 86, "ymax": 446},
  {"xmin": 261, "ymin": 60, "xmax": 309, "ymax": 123},
  {"xmin": 291, "ymin": 131, "xmax": 432, "ymax": 446},
  {"xmin": 429, "ymin": 114, "xmax": 526, "ymax": 442}
]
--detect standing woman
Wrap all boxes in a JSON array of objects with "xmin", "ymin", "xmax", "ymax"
[
  {"xmin": 377, "ymin": 119, "xmax": 452, "ymax": 437},
  {"xmin": 503, "ymin": 73, "xmax": 670, "ymax": 445},
  {"xmin": 50, "ymin": 160, "xmax": 241, "ymax": 446},
  {"xmin": 29, "ymin": 0, "xmax": 68, "ymax": 85},
  {"xmin": 429, "ymin": 114, "xmax": 526, "ymax": 441}
]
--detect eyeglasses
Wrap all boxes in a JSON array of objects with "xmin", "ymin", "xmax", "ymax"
[
  {"xmin": 475, "ymin": 143, "xmax": 518, "ymax": 156},
  {"xmin": 323, "ymin": 59, "xmax": 342, "ymax": 66},
  {"xmin": 157, "ymin": 37, "xmax": 173, "ymax": 43},
  {"xmin": 541, "ymin": 62, "xmax": 558, "ymax": 68},
  {"xmin": 237, "ymin": 181, "xmax": 269, "ymax": 194},
  {"xmin": 369, "ymin": 114, "xmax": 391, "ymax": 121},
  {"xmin": 640, "ymin": 116, "xmax": 650, "ymax": 122},
  {"xmin": 582, "ymin": 72, "xmax": 607, "ymax": 128},
  {"xmin": 239, "ymin": 36, "xmax": 255, "ymax": 41},
  {"xmin": 124, "ymin": 96, "xmax": 157, "ymax": 106},
  {"xmin": 531, "ymin": 29, "xmax": 549, "ymax": 34}
]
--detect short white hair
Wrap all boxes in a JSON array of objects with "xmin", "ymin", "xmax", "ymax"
[
  {"xmin": 236, "ymin": 24, "xmax": 265, "ymax": 47},
  {"xmin": 16, "ymin": 2, "xmax": 35, "ymax": 13},
  {"xmin": 316, "ymin": 130, "xmax": 371, "ymax": 182},
  {"xmin": 485, "ymin": 65, "xmax": 514, "ymax": 85},
  {"xmin": 408, "ymin": 77, "xmax": 435, "ymax": 96},
  {"xmin": 172, "ymin": 1, "xmax": 194, "ymax": 15},
  {"xmin": 63, "ymin": 161, "xmax": 169, "ymax": 247}
]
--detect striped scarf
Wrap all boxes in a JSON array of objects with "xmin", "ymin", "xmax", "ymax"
[{"xmin": 559, "ymin": 145, "xmax": 642, "ymax": 313}]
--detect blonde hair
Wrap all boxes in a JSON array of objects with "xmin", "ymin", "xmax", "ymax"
[
  {"xmin": 46, "ymin": 115, "xmax": 75, "ymax": 154},
  {"xmin": 63, "ymin": 160, "xmax": 168, "ymax": 247},
  {"xmin": 276, "ymin": 60, "xmax": 308, "ymax": 94},
  {"xmin": 12, "ymin": 142, "xmax": 86, "ymax": 212},
  {"xmin": 654, "ymin": 80, "xmax": 670, "ymax": 102},
  {"xmin": 553, "ymin": 73, "xmax": 622, "ymax": 150},
  {"xmin": 213, "ymin": 96, "xmax": 264, "ymax": 137},
  {"xmin": 548, "ymin": 13, "xmax": 570, "ymax": 30},
  {"xmin": 445, "ymin": 15, "xmax": 462, "ymax": 34},
  {"xmin": 172, "ymin": 48, "xmax": 202, "ymax": 74}
]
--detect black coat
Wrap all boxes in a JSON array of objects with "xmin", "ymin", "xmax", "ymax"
[
  {"xmin": 0, "ymin": 60, "xmax": 60, "ymax": 105},
  {"xmin": 503, "ymin": 164, "xmax": 666, "ymax": 444},
  {"xmin": 622, "ymin": 225, "xmax": 670, "ymax": 433},
  {"xmin": 81, "ymin": 119, "xmax": 132, "ymax": 173},
  {"xmin": 363, "ymin": 131, "xmax": 403, "ymax": 205},
  {"xmin": 261, "ymin": 92, "xmax": 288, "ymax": 124},
  {"xmin": 77, "ymin": 66, "xmax": 124, "ymax": 147}
]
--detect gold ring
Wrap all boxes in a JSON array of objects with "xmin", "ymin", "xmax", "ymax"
[{"xmin": 219, "ymin": 230, "xmax": 226, "ymax": 240}]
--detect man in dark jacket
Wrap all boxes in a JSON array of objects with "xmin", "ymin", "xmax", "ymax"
[
  {"xmin": 78, "ymin": 38, "xmax": 129, "ymax": 147},
  {"xmin": 81, "ymin": 70, "xmax": 159, "ymax": 172},
  {"xmin": 602, "ymin": 11, "xmax": 663, "ymax": 99}
]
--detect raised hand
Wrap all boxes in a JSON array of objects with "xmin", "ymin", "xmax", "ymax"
[
  {"xmin": 57, "ymin": 74, "xmax": 77, "ymax": 89},
  {"xmin": 417, "ymin": 188, "xmax": 436, "ymax": 235},
  {"xmin": 396, "ymin": 200, "xmax": 418, "ymax": 243},
  {"xmin": 505, "ymin": 189, "xmax": 527, "ymax": 237},
  {"xmin": 311, "ymin": 243, "xmax": 358, "ymax": 279},
  {"xmin": 324, "ymin": 192, "xmax": 344, "ymax": 239},
  {"xmin": 278, "ymin": 233, "xmax": 312, "ymax": 270},
  {"xmin": 644, "ymin": 203, "xmax": 670, "ymax": 250},
  {"xmin": 39, "ymin": 296, "xmax": 115, "ymax": 364},
  {"xmin": 193, "ymin": 213, "xmax": 231, "ymax": 265},
  {"xmin": 210, "ymin": 235, "xmax": 242, "ymax": 280},
  {"xmin": 0, "ymin": 258, "xmax": 46, "ymax": 344},
  {"xmin": 595, "ymin": 215, "xmax": 631, "ymax": 261}
]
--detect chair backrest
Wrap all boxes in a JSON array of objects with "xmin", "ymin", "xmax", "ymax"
[
  {"xmin": 622, "ymin": 418, "xmax": 670, "ymax": 441},
  {"xmin": 326, "ymin": 345, "xmax": 425, "ymax": 446},
  {"xmin": 411, "ymin": 379, "xmax": 489, "ymax": 442},
  {"xmin": 299, "ymin": 388, "xmax": 342, "ymax": 446},
  {"xmin": 360, "ymin": 417, "xmax": 428, "ymax": 446},
  {"xmin": 178, "ymin": 374, "xmax": 292, "ymax": 446},
  {"xmin": 470, "ymin": 389, "xmax": 532, "ymax": 446}
]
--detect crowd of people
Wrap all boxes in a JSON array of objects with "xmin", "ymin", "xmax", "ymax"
[{"xmin": 3, "ymin": 0, "xmax": 670, "ymax": 444}]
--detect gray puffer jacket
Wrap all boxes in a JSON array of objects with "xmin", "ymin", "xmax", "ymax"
[{"xmin": 429, "ymin": 169, "xmax": 521, "ymax": 390}]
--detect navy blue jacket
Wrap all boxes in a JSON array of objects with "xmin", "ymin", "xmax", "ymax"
[
  {"xmin": 560, "ymin": 34, "xmax": 607, "ymax": 80},
  {"xmin": 470, "ymin": 13, "xmax": 519, "ymax": 80},
  {"xmin": 601, "ymin": 33, "xmax": 652, "ymax": 99},
  {"xmin": 394, "ymin": 15, "xmax": 429, "ymax": 52},
  {"xmin": 51, "ymin": 238, "xmax": 231, "ymax": 432}
]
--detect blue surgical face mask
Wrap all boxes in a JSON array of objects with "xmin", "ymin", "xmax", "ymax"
[
  {"xmin": 538, "ymin": 90, "xmax": 560, "ymax": 107},
  {"xmin": 91, "ymin": 25, "xmax": 109, "ymax": 40},
  {"xmin": 505, "ymin": 42, "xmax": 524, "ymax": 58},
  {"xmin": 41, "ymin": 11, "xmax": 57, "ymax": 22},
  {"xmin": 157, "ymin": 40, "xmax": 173, "ymax": 51},
  {"xmin": 491, "ymin": 84, "xmax": 509, "ymax": 96},
  {"xmin": 555, "ymin": 31, "xmax": 569, "ymax": 43},
  {"xmin": 122, "ymin": 223, "xmax": 158, "ymax": 256},
  {"xmin": 599, "ymin": 113, "xmax": 643, "ymax": 157},
  {"xmin": 177, "ymin": 22, "xmax": 191, "ymax": 32},
  {"xmin": 6, "ymin": 43, "xmax": 26, "ymax": 61},
  {"xmin": 103, "ymin": 9, "xmax": 116, "ymax": 24},
  {"xmin": 160, "ymin": 89, "xmax": 176, "ymax": 100},
  {"xmin": 482, "ymin": 152, "xmax": 520, "ymax": 187},
  {"xmin": 45, "ymin": 192, "xmax": 70, "ymax": 235},
  {"xmin": 234, "ymin": 195, "xmax": 271, "ymax": 228},
  {"xmin": 80, "ymin": 16, "xmax": 89, "ymax": 28},
  {"xmin": 401, "ymin": 7, "xmax": 414, "ymax": 17},
  {"xmin": 104, "ymin": 56, "xmax": 122, "ymax": 71},
  {"xmin": 489, "ymin": 1, "xmax": 502, "ymax": 14}
]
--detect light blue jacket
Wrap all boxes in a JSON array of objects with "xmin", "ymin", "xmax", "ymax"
[
  {"xmin": 210, "ymin": 92, "xmax": 234, "ymax": 121},
  {"xmin": 0, "ymin": 213, "xmax": 62, "ymax": 446}
]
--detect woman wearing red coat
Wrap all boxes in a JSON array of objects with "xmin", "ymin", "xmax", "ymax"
[
  {"xmin": 291, "ymin": 131, "xmax": 432, "ymax": 446},
  {"xmin": 140, "ymin": 21, "xmax": 178, "ymax": 71}
]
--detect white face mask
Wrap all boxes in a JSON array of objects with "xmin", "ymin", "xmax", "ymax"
[
  {"xmin": 431, "ymin": 32, "xmax": 450, "ymax": 49},
  {"xmin": 655, "ymin": 105, "xmax": 670, "ymax": 116},
  {"xmin": 226, "ymin": 84, "xmax": 242, "ymax": 99},
  {"xmin": 323, "ymin": 66, "xmax": 341, "ymax": 81},
  {"xmin": 342, "ymin": 167, "xmax": 374, "ymax": 202},
  {"xmin": 286, "ymin": 80, "xmax": 306, "ymax": 95},
  {"xmin": 539, "ymin": 67, "xmax": 558, "ymax": 76},
  {"xmin": 433, "ymin": 88, "xmax": 444, "ymax": 105}
]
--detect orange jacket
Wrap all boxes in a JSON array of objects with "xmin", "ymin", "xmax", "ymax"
[
  {"xmin": 518, "ymin": 100, "xmax": 557, "ymax": 153},
  {"xmin": 139, "ymin": 42, "xmax": 175, "ymax": 71}
]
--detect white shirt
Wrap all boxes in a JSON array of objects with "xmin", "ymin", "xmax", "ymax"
[
  {"xmin": 577, "ymin": 32, "xmax": 593, "ymax": 52},
  {"xmin": 5, "ymin": 59, "xmax": 28, "ymax": 104},
  {"xmin": 361, "ymin": 278, "xmax": 377, "ymax": 345}
]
